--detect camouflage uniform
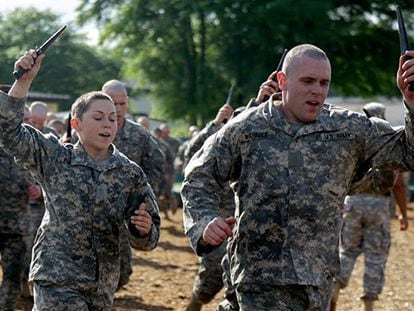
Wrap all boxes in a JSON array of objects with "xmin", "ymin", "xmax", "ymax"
[
  {"xmin": 0, "ymin": 148, "xmax": 30, "ymax": 311},
  {"xmin": 157, "ymin": 138, "xmax": 176, "ymax": 217},
  {"xmin": 338, "ymin": 194, "xmax": 392, "ymax": 300},
  {"xmin": 0, "ymin": 91, "xmax": 161, "ymax": 310},
  {"xmin": 22, "ymin": 126, "xmax": 56, "ymax": 297},
  {"xmin": 183, "ymin": 121, "xmax": 236, "ymax": 309},
  {"xmin": 181, "ymin": 99, "xmax": 414, "ymax": 309},
  {"xmin": 337, "ymin": 159, "xmax": 397, "ymax": 301},
  {"xmin": 113, "ymin": 119, "xmax": 165, "ymax": 289}
]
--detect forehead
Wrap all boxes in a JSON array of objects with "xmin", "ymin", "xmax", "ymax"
[
  {"xmin": 291, "ymin": 55, "xmax": 331, "ymax": 80},
  {"xmin": 107, "ymin": 89, "xmax": 127, "ymax": 101},
  {"xmin": 87, "ymin": 99, "xmax": 116, "ymax": 113}
]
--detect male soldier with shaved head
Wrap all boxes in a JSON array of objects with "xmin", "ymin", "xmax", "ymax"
[{"xmin": 182, "ymin": 44, "xmax": 414, "ymax": 309}]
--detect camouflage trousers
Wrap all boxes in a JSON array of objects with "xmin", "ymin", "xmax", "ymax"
[
  {"xmin": 0, "ymin": 233, "xmax": 26, "ymax": 311},
  {"xmin": 217, "ymin": 250, "xmax": 239, "ymax": 311},
  {"xmin": 191, "ymin": 242, "xmax": 227, "ymax": 305},
  {"xmin": 235, "ymin": 282, "xmax": 333, "ymax": 311},
  {"xmin": 117, "ymin": 225, "xmax": 133, "ymax": 290},
  {"xmin": 22, "ymin": 203, "xmax": 45, "ymax": 297},
  {"xmin": 337, "ymin": 194, "xmax": 391, "ymax": 299},
  {"xmin": 33, "ymin": 281, "xmax": 112, "ymax": 311}
]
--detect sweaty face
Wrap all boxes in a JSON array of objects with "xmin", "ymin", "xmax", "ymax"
[
  {"xmin": 75, "ymin": 99, "xmax": 117, "ymax": 158},
  {"xmin": 279, "ymin": 55, "xmax": 331, "ymax": 123},
  {"xmin": 106, "ymin": 89, "xmax": 128, "ymax": 129}
]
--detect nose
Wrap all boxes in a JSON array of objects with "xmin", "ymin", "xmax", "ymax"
[{"xmin": 311, "ymin": 83, "xmax": 323, "ymax": 95}]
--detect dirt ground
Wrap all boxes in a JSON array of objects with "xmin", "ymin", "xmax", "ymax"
[{"xmin": 10, "ymin": 204, "xmax": 414, "ymax": 311}]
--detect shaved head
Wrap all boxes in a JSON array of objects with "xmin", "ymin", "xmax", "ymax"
[
  {"xmin": 30, "ymin": 101, "xmax": 49, "ymax": 130},
  {"xmin": 101, "ymin": 80, "xmax": 127, "ymax": 94}
]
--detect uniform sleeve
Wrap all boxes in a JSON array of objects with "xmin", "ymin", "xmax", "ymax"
[
  {"xmin": 184, "ymin": 121, "xmax": 220, "ymax": 164},
  {"xmin": 0, "ymin": 91, "xmax": 60, "ymax": 179},
  {"xmin": 181, "ymin": 124, "xmax": 239, "ymax": 255},
  {"xmin": 140, "ymin": 134, "xmax": 165, "ymax": 192},
  {"xmin": 126, "ymin": 172, "xmax": 161, "ymax": 251},
  {"xmin": 362, "ymin": 112, "xmax": 414, "ymax": 172}
]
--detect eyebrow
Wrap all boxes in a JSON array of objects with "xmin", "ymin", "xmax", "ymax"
[{"xmin": 92, "ymin": 110, "xmax": 117, "ymax": 115}]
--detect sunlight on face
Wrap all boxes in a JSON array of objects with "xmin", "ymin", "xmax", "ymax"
[{"xmin": 76, "ymin": 99, "xmax": 117, "ymax": 158}]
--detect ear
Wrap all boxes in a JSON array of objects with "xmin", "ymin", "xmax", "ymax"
[
  {"xmin": 70, "ymin": 118, "xmax": 81, "ymax": 132},
  {"xmin": 277, "ymin": 71, "xmax": 287, "ymax": 91}
]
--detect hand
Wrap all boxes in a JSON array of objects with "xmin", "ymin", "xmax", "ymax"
[
  {"xmin": 130, "ymin": 203, "xmax": 152, "ymax": 236},
  {"xmin": 9, "ymin": 50, "xmax": 45, "ymax": 98},
  {"xmin": 14, "ymin": 50, "xmax": 45, "ymax": 83},
  {"xmin": 202, "ymin": 216, "xmax": 236, "ymax": 246},
  {"xmin": 256, "ymin": 71, "xmax": 279, "ymax": 103},
  {"xmin": 28, "ymin": 183, "xmax": 42, "ymax": 200},
  {"xmin": 214, "ymin": 104, "xmax": 234, "ymax": 125},
  {"xmin": 397, "ymin": 51, "xmax": 414, "ymax": 106},
  {"xmin": 399, "ymin": 215, "xmax": 409, "ymax": 231}
]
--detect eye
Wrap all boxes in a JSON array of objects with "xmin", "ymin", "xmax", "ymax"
[{"xmin": 94, "ymin": 117, "xmax": 102, "ymax": 121}]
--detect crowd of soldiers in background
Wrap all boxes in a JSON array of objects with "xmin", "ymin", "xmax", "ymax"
[{"xmin": 1, "ymin": 66, "xmax": 413, "ymax": 310}]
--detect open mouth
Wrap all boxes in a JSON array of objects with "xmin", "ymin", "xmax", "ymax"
[
  {"xmin": 99, "ymin": 133, "xmax": 111, "ymax": 138},
  {"xmin": 306, "ymin": 100, "xmax": 319, "ymax": 107}
]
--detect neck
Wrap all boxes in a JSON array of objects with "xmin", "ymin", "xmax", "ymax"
[
  {"xmin": 117, "ymin": 117, "xmax": 126, "ymax": 130},
  {"xmin": 82, "ymin": 143, "xmax": 111, "ymax": 161}
]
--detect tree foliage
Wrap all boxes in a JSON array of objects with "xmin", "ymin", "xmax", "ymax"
[{"xmin": 0, "ymin": 8, "xmax": 121, "ymax": 107}]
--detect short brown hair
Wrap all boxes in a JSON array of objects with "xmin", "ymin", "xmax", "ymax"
[
  {"xmin": 283, "ymin": 44, "xmax": 329, "ymax": 77},
  {"xmin": 71, "ymin": 91, "xmax": 113, "ymax": 120}
]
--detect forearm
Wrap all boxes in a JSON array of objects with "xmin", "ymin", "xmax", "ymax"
[
  {"xmin": 8, "ymin": 79, "xmax": 32, "ymax": 99},
  {"xmin": 393, "ymin": 174, "xmax": 408, "ymax": 218}
]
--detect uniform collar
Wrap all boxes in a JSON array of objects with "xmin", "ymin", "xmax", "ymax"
[
  {"xmin": 264, "ymin": 99, "xmax": 347, "ymax": 137},
  {"xmin": 70, "ymin": 142, "xmax": 125, "ymax": 171}
]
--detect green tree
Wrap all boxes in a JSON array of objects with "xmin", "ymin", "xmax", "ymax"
[
  {"xmin": 77, "ymin": 0, "xmax": 414, "ymax": 124},
  {"xmin": 0, "ymin": 8, "xmax": 121, "ymax": 108}
]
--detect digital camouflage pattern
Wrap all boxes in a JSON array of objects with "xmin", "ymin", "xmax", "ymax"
[
  {"xmin": 184, "ymin": 121, "xmax": 220, "ymax": 165},
  {"xmin": 113, "ymin": 118, "xmax": 164, "ymax": 289},
  {"xmin": 0, "ymin": 91, "xmax": 161, "ymax": 308},
  {"xmin": 338, "ymin": 168, "xmax": 396, "ymax": 299},
  {"xmin": 338, "ymin": 194, "xmax": 391, "ymax": 299},
  {"xmin": 0, "ymin": 148, "xmax": 30, "ymax": 235},
  {"xmin": 0, "ymin": 234, "xmax": 26, "ymax": 311},
  {"xmin": 0, "ymin": 147, "xmax": 30, "ymax": 310},
  {"xmin": 113, "ymin": 118, "xmax": 164, "ymax": 192},
  {"xmin": 182, "ymin": 99, "xmax": 414, "ymax": 291},
  {"xmin": 184, "ymin": 121, "xmax": 236, "ymax": 307}
]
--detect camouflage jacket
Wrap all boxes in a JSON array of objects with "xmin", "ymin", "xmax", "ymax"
[
  {"xmin": 113, "ymin": 119, "xmax": 164, "ymax": 192},
  {"xmin": 0, "ymin": 91, "xmax": 160, "ymax": 302},
  {"xmin": 349, "ymin": 168, "xmax": 396, "ymax": 196},
  {"xmin": 181, "ymin": 99, "xmax": 414, "ymax": 288},
  {"xmin": 183, "ymin": 121, "xmax": 235, "ymax": 219},
  {"xmin": 0, "ymin": 147, "xmax": 30, "ymax": 234},
  {"xmin": 184, "ymin": 121, "xmax": 220, "ymax": 166}
]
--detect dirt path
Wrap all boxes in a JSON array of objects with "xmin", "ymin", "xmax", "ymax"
[{"xmin": 113, "ymin": 206, "xmax": 414, "ymax": 311}]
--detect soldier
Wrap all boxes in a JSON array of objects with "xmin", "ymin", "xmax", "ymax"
[
  {"xmin": 1, "ymin": 50, "xmax": 160, "ymax": 310},
  {"xmin": 159, "ymin": 123, "xmax": 181, "ymax": 157},
  {"xmin": 185, "ymin": 73, "xmax": 282, "ymax": 311},
  {"xmin": 101, "ymin": 80, "xmax": 165, "ymax": 290},
  {"xmin": 152, "ymin": 126, "xmax": 177, "ymax": 219},
  {"xmin": 184, "ymin": 103, "xmax": 234, "ymax": 311},
  {"xmin": 0, "ymin": 107, "xmax": 32, "ymax": 311},
  {"xmin": 29, "ymin": 101, "xmax": 59, "ymax": 138},
  {"xmin": 22, "ymin": 102, "xmax": 60, "ymax": 300},
  {"xmin": 181, "ymin": 44, "xmax": 414, "ymax": 309},
  {"xmin": 174, "ymin": 125, "xmax": 199, "ymax": 176},
  {"xmin": 331, "ymin": 103, "xmax": 409, "ymax": 311}
]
